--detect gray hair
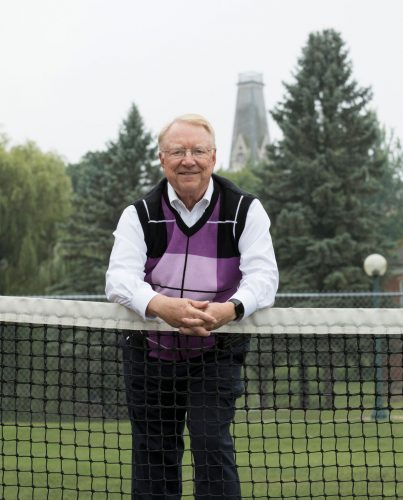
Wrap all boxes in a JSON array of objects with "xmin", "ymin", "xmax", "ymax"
[{"xmin": 158, "ymin": 114, "xmax": 216, "ymax": 149}]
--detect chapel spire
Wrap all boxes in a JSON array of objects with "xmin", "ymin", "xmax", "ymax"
[{"xmin": 229, "ymin": 72, "xmax": 270, "ymax": 171}]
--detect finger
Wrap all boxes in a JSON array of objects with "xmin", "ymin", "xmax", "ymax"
[
  {"xmin": 181, "ymin": 317, "xmax": 206, "ymax": 326},
  {"xmin": 188, "ymin": 300, "xmax": 210, "ymax": 310},
  {"xmin": 182, "ymin": 314, "xmax": 215, "ymax": 325},
  {"xmin": 190, "ymin": 309, "xmax": 217, "ymax": 323},
  {"xmin": 178, "ymin": 327, "xmax": 193, "ymax": 335},
  {"xmin": 178, "ymin": 326, "xmax": 211, "ymax": 337},
  {"xmin": 182, "ymin": 317, "xmax": 218, "ymax": 332}
]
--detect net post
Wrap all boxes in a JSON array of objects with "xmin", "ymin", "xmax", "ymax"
[
  {"xmin": 370, "ymin": 276, "xmax": 389, "ymax": 421},
  {"xmin": 371, "ymin": 335, "xmax": 389, "ymax": 421}
]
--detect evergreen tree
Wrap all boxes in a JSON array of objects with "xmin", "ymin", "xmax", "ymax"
[
  {"xmin": 374, "ymin": 133, "xmax": 403, "ymax": 245},
  {"xmin": 55, "ymin": 104, "xmax": 160, "ymax": 293},
  {"xmin": 255, "ymin": 29, "xmax": 392, "ymax": 292}
]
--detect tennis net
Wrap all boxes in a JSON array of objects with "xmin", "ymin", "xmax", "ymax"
[{"xmin": 1, "ymin": 296, "xmax": 403, "ymax": 499}]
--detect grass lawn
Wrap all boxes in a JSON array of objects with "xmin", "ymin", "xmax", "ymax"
[{"xmin": 1, "ymin": 412, "xmax": 403, "ymax": 499}]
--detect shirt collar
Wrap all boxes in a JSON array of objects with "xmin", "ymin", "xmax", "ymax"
[{"xmin": 167, "ymin": 177, "xmax": 214, "ymax": 211}]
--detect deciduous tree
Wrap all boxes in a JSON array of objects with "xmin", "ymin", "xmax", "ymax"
[{"xmin": 0, "ymin": 138, "xmax": 71, "ymax": 293}]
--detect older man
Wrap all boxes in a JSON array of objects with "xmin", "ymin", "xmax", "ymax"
[{"xmin": 106, "ymin": 114, "xmax": 278, "ymax": 499}]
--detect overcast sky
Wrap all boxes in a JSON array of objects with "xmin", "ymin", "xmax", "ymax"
[{"xmin": 1, "ymin": 0, "xmax": 402, "ymax": 169}]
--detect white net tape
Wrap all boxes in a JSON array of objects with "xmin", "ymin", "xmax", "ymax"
[{"xmin": 1, "ymin": 296, "xmax": 402, "ymax": 335}]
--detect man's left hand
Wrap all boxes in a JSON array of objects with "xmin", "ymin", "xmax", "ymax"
[{"xmin": 179, "ymin": 301, "xmax": 236, "ymax": 335}]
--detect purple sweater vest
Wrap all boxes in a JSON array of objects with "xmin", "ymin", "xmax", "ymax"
[{"xmin": 144, "ymin": 195, "xmax": 242, "ymax": 360}]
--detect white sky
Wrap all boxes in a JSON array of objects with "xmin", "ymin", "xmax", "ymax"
[{"xmin": 1, "ymin": 0, "xmax": 402, "ymax": 169}]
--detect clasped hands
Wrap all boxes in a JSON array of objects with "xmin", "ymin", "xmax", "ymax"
[{"xmin": 146, "ymin": 295, "xmax": 236, "ymax": 336}]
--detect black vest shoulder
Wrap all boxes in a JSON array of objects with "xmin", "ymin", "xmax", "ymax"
[
  {"xmin": 133, "ymin": 174, "xmax": 255, "ymax": 258},
  {"xmin": 211, "ymin": 174, "xmax": 255, "ymax": 241}
]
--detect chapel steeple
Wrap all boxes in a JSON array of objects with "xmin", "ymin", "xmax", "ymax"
[{"xmin": 229, "ymin": 72, "xmax": 270, "ymax": 171}]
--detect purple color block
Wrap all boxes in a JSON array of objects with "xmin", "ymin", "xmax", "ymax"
[
  {"xmin": 147, "ymin": 332, "xmax": 216, "ymax": 361},
  {"xmin": 149, "ymin": 253, "xmax": 187, "ymax": 295},
  {"xmin": 144, "ymin": 193, "xmax": 241, "ymax": 360},
  {"xmin": 165, "ymin": 226, "xmax": 188, "ymax": 255},
  {"xmin": 144, "ymin": 257, "xmax": 160, "ymax": 277},
  {"xmin": 161, "ymin": 195, "xmax": 221, "ymax": 258},
  {"xmin": 217, "ymin": 257, "xmax": 242, "ymax": 296},
  {"xmin": 186, "ymin": 223, "xmax": 218, "ymax": 258},
  {"xmin": 183, "ymin": 255, "xmax": 217, "ymax": 294}
]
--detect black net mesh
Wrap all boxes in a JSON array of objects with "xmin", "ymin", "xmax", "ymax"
[{"xmin": 1, "ymin": 312, "xmax": 403, "ymax": 499}]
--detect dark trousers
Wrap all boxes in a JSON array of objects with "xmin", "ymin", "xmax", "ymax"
[{"xmin": 121, "ymin": 334, "xmax": 246, "ymax": 500}]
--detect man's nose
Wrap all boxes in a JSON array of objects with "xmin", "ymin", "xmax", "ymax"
[{"xmin": 182, "ymin": 150, "xmax": 196, "ymax": 163}]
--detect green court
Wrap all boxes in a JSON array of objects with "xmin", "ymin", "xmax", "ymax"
[{"xmin": 2, "ymin": 413, "xmax": 403, "ymax": 500}]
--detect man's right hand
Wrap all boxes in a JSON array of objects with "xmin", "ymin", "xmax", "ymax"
[{"xmin": 146, "ymin": 295, "xmax": 217, "ymax": 336}]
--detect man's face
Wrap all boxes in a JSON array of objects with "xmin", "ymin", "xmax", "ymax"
[{"xmin": 159, "ymin": 121, "xmax": 216, "ymax": 209}]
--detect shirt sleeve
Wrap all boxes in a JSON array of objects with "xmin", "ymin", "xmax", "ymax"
[
  {"xmin": 105, "ymin": 205, "xmax": 159, "ymax": 320},
  {"xmin": 230, "ymin": 199, "xmax": 279, "ymax": 318}
]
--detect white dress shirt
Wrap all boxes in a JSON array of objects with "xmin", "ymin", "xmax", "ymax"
[{"xmin": 105, "ymin": 178, "xmax": 279, "ymax": 320}]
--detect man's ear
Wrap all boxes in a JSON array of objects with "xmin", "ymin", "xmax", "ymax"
[
  {"xmin": 159, "ymin": 151, "xmax": 165, "ymax": 170},
  {"xmin": 211, "ymin": 149, "xmax": 217, "ymax": 167}
]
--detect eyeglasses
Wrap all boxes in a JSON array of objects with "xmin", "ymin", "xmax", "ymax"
[{"xmin": 160, "ymin": 147, "xmax": 215, "ymax": 159}]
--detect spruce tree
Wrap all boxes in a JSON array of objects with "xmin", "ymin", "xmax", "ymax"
[
  {"xmin": 56, "ymin": 104, "xmax": 160, "ymax": 293},
  {"xmin": 374, "ymin": 133, "xmax": 403, "ymax": 245},
  {"xmin": 256, "ymin": 29, "xmax": 391, "ymax": 292}
]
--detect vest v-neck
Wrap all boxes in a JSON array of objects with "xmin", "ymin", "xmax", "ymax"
[{"xmin": 162, "ymin": 181, "xmax": 220, "ymax": 237}]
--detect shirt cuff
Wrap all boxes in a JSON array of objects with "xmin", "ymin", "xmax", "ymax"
[
  {"xmin": 132, "ymin": 289, "xmax": 160, "ymax": 320},
  {"xmin": 229, "ymin": 289, "xmax": 258, "ymax": 319}
]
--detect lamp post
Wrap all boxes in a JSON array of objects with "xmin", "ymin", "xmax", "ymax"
[{"xmin": 363, "ymin": 254, "xmax": 388, "ymax": 420}]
